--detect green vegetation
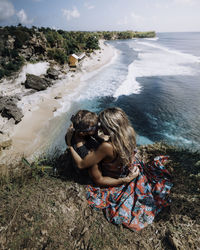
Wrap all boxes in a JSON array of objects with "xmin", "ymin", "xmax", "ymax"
[
  {"xmin": 0, "ymin": 25, "xmax": 156, "ymax": 80},
  {"xmin": 96, "ymin": 30, "xmax": 156, "ymax": 40},
  {"xmin": 47, "ymin": 48, "xmax": 68, "ymax": 64}
]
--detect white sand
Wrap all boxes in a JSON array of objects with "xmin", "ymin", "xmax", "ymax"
[{"xmin": 0, "ymin": 40, "xmax": 116, "ymax": 163}]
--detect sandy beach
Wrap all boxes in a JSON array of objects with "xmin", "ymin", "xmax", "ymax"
[{"xmin": 0, "ymin": 40, "xmax": 116, "ymax": 163}]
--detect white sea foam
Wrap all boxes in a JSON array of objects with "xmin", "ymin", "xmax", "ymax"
[
  {"xmin": 53, "ymin": 48, "xmax": 120, "ymax": 116},
  {"xmin": 144, "ymin": 37, "xmax": 159, "ymax": 41},
  {"xmin": 80, "ymin": 47, "xmax": 119, "ymax": 82},
  {"xmin": 164, "ymin": 133, "xmax": 196, "ymax": 145},
  {"xmin": 133, "ymin": 48, "xmax": 142, "ymax": 52},
  {"xmin": 136, "ymin": 135, "xmax": 154, "ymax": 145},
  {"xmin": 136, "ymin": 41, "xmax": 200, "ymax": 63},
  {"xmin": 74, "ymin": 48, "xmax": 122, "ymax": 101},
  {"xmin": 114, "ymin": 40, "xmax": 199, "ymax": 98},
  {"xmin": 113, "ymin": 62, "xmax": 141, "ymax": 97}
]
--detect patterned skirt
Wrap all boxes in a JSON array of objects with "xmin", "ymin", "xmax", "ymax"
[{"xmin": 86, "ymin": 156, "xmax": 173, "ymax": 231}]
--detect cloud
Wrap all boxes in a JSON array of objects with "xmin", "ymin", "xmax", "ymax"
[
  {"xmin": 84, "ymin": 2, "xmax": 95, "ymax": 10},
  {"xmin": 173, "ymin": 0, "xmax": 197, "ymax": 4},
  {"xmin": 131, "ymin": 12, "xmax": 145, "ymax": 24},
  {"xmin": 17, "ymin": 9, "xmax": 33, "ymax": 25},
  {"xmin": 117, "ymin": 16, "xmax": 128, "ymax": 26},
  {"xmin": 154, "ymin": 3, "xmax": 169, "ymax": 9},
  {"xmin": 0, "ymin": 0, "xmax": 15, "ymax": 22},
  {"xmin": 62, "ymin": 7, "xmax": 80, "ymax": 21},
  {"xmin": 118, "ymin": 13, "xmax": 145, "ymax": 27}
]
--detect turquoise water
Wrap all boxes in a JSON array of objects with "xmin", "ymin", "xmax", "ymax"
[{"xmin": 54, "ymin": 32, "xmax": 200, "ymax": 152}]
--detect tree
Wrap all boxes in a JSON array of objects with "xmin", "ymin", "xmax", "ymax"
[{"xmin": 85, "ymin": 36, "xmax": 99, "ymax": 50}]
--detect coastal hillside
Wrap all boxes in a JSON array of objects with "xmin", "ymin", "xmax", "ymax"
[
  {"xmin": 0, "ymin": 25, "xmax": 155, "ymax": 80},
  {"xmin": 0, "ymin": 25, "xmax": 155, "ymax": 164},
  {"xmin": 1, "ymin": 26, "xmax": 199, "ymax": 249},
  {"xmin": 0, "ymin": 143, "xmax": 199, "ymax": 249}
]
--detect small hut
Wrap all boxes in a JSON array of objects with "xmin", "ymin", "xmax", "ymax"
[
  {"xmin": 68, "ymin": 54, "xmax": 79, "ymax": 68},
  {"xmin": 68, "ymin": 52, "xmax": 86, "ymax": 69},
  {"xmin": 77, "ymin": 52, "xmax": 85, "ymax": 61}
]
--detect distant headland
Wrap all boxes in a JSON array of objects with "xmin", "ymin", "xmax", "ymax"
[{"xmin": 0, "ymin": 25, "xmax": 156, "ymax": 80}]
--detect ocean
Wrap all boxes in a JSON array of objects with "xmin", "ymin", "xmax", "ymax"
[{"xmin": 54, "ymin": 32, "xmax": 200, "ymax": 152}]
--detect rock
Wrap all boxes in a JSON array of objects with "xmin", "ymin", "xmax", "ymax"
[
  {"xmin": 6, "ymin": 35, "xmax": 15, "ymax": 50},
  {"xmin": 24, "ymin": 74, "xmax": 51, "ymax": 91},
  {"xmin": 23, "ymin": 89, "xmax": 37, "ymax": 96},
  {"xmin": 1, "ymin": 118, "xmax": 15, "ymax": 132},
  {"xmin": 29, "ymin": 33, "xmax": 47, "ymax": 53},
  {"xmin": 1, "ymin": 107, "xmax": 23, "ymax": 123},
  {"xmin": 54, "ymin": 96, "xmax": 61, "ymax": 100},
  {"xmin": 0, "ymin": 96, "xmax": 23, "ymax": 123},
  {"xmin": 195, "ymin": 161, "xmax": 200, "ymax": 167},
  {"xmin": 18, "ymin": 33, "xmax": 47, "ymax": 60},
  {"xmin": 19, "ymin": 47, "xmax": 33, "ymax": 60},
  {"xmin": 0, "ymin": 134, "xmax": 12, "ymax": 151},
  {"xmin": 46, "ymin": 68, "xmax": 60, "ymax": 80}
]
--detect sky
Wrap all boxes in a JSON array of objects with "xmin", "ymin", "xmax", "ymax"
[{"xmin": 0, "ymin": 0, "xmax": 200, "ymax": 32}]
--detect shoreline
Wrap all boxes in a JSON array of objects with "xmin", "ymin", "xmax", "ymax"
[{"xmin": 0, "ymin": 40, "xmax": 116, "ymax": 163}]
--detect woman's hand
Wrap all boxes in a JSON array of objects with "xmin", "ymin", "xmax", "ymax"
[
  {"xmin": 122, "ymin": 166, "xmax": 140, "ymax": 184},
  {"xmin": 66, "ymin": 124, "xmax": 74, "ymax": 146}
]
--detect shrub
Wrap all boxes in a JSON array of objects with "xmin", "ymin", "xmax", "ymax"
[
  {"xmin": 47, "ymin": 48, "xmax": 67, "ymax": 64},
  {"xmin": 14, "ymin": 30, "xmax": 30, "ymax": 48},
  {"xmin": 85, "ymin": 36, "xmax": 99, "ymax": 50},
  {"xmin": 0, "ymin": 68, "xmax": 5, "ymax": 79}
]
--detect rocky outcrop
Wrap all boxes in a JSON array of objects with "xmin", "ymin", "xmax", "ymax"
[
  {"xmin": 19, "ymin": 33, "xmax": 47, "ymax": 61},
  {"xmin": 6, "ymin": 35, "xmax": 15, "ymax": 50},
  {"xmin": 0, "ymin": 96, "xmax": 23, "ymax": 123},
  {"xmin": 46, "ymin": 68, "xmax": 60, "ymax": 80},
  {"xmin": 24, "ymin": 74, "xmax": 52, "ymax": 91},
  {"xmin": 30, "ymin": 32, "xmax": 47, "ymax": 55}
]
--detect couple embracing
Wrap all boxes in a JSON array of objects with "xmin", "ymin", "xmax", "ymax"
[{"xmin": 66, "ymin": 107, "xmax": 172, "ymax": 231}]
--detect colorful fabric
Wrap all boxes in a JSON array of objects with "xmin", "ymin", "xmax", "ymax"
[{"xmin": 86, "ymin": 156, "xmax": 173, "ymax": 231}]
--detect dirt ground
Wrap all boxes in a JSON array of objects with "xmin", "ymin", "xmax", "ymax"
[{"xmin": 0, "ymin": 143, "xmax": 200, "ymax": 249}]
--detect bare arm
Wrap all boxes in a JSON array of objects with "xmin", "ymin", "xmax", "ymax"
[
  {"xmin": 68, "ymin": 142, "xmax": 113, "ymax": 169},
  {"xmin": 88, "ymin": 164, "xmax": 140, "ymax": 187}
]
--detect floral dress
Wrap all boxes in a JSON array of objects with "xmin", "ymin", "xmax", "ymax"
[{"xmin": 86, "ymin": 156, "xmax": 173, "ymax": 231}]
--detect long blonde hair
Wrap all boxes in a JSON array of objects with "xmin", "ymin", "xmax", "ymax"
[{"xmin": 98, "ymin": 107, "xmax": 136, "ymax": 166}]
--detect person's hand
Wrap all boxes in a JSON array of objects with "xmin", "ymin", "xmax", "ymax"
[
  {"xmin": 122, "ymin": 166, "xmax": 140, "ymax": 184},
  {"xmin": 66, "ymin": 124, "xmax": 74, "ymax": 146}
]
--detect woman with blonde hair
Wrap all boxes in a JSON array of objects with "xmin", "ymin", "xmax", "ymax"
[{"xmin": 67, "ymin": 107, "xmax": 172, "ymax": 231}]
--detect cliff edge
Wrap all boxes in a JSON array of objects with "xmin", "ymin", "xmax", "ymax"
[{"xmin": 0, "ymin": 143, "xmax": 199, "ymax": 249}]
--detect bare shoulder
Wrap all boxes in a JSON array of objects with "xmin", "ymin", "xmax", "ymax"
[{"xmin": 98, "ymin": 142, "xmax": 113, "ymax": 154}]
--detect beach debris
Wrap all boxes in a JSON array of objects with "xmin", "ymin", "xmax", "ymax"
[{"xmin": 54, "ymin": 95, "xmax": 61, "ymax": 100}]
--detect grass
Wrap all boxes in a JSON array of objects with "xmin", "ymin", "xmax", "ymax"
[{"xmin": 0, "ymin": 143, "xmax": 200, "ymax": 249}]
